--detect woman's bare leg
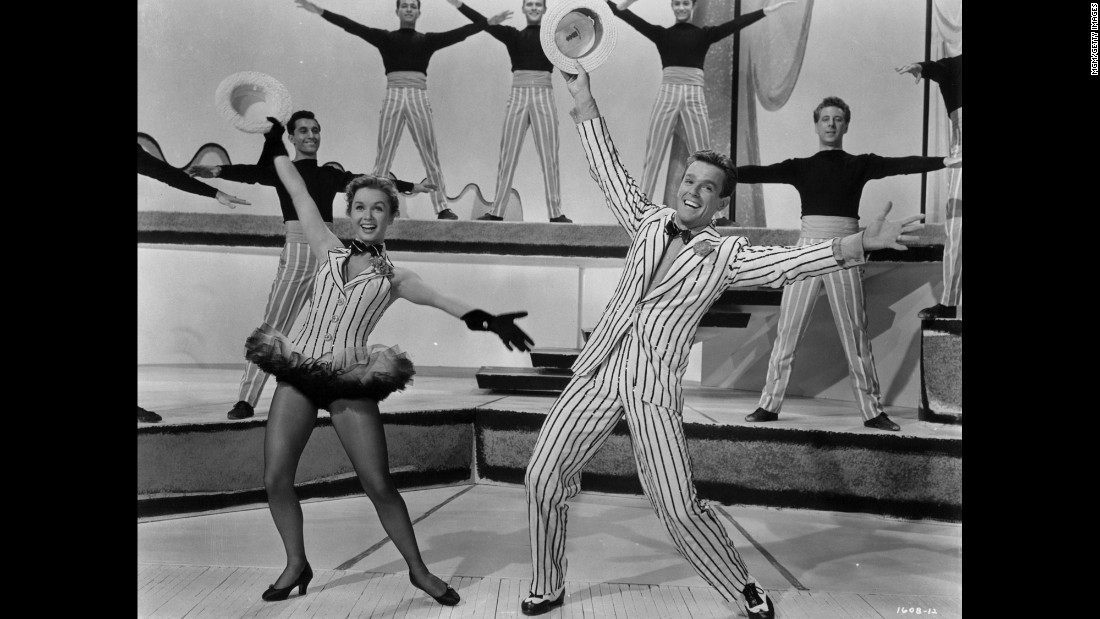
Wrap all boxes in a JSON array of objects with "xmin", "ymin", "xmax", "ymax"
[
  {"xmin": 328, "ymin": 398, "xmax": 450, "ymax": 597},
  {"xmin": 263, "ymin": 383, "xmax": 319, "ymax": 588}
]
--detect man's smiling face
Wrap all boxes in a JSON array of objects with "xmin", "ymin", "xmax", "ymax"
[{"xmin": 674, "ymin": 160, "xmax": 727, "ymax": 229}]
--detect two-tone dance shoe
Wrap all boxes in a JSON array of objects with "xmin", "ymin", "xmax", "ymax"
[
  {"xmin": 261, "ymin": 562, "xmax": 313, "ymax": 602},
  {"xmin": 437, "ymin": 209, "xmax": 459, "ymax": 220},
  {"xmin": 521, "ymin": 588, "xmax": 565, "ymax": 616},
  {"xmin": 549, "ymin": 215, "xmax": 573, "ymax": 223},
  {"xmin": 477, "ymin": 213, "xmax": 504, "ymax": 221},
  {"xmin": 741, "ymin": 581, "xmax": 775, "ymax": 619},
  {"xmin": 745, "ymin": 408, "xmax": 778, "ymax": 422},
  {"xmin": 864, "ymin": 413, "xmax": 901, "ymax": 432}
]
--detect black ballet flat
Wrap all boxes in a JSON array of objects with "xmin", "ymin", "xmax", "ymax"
[
  {"xmin": 410, "ymin": 575, "xmax": 461, "ymax": 606},
  {"xmin": 261, "ymin": 562, "xmax": 313, "ymax": 602}
]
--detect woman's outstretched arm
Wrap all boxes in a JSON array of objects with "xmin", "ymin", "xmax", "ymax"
[{"xmin": 390, "ymin": 267, "xmax": 535, "ymax": 352}]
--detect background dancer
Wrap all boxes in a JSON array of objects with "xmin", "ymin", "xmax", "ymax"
[
  {"xmin": 450, "ymin": 0, "xmax": 572, "ymax": 223},
  {"xmin": 138, "ymin": 143, "xmax": 250, "ymax": 423},
  {"xmin": 250, "ymin": 118, "xmax": 533, "ymax": 604},
  {"xmin": 739, "ymin": 96, "xmax": 961, "ymax": 431},
  {"xmin": 607, "ymin": 0, "xmax": 795, "ymax": 221},
  {"xmin": 521, "ymin": 63, "xmax": 924, "ymax": 618},
  {"xmin": 897, "ymin": 54, "xmax": 962, "ymax": 320},
  {"xmin": 295, "ymin": 0, "xmax": 509, "ymax": 219},
  {"xmin": 188, "ymin": 110, "xmax": 432, "ymax": 420}
]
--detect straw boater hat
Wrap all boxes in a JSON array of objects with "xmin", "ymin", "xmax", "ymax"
[
  {"xmin": 214, "ymin": 71, "xmax": 293, "ymax": 133},
  {"xmin": 540, "ymin": 0, "xmax": 618, "ymax": 73}
]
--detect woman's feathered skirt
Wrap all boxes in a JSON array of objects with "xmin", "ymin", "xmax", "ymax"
[{"xmin": 244, "ymin": 323, "xmax": 415, "ymax": 405}]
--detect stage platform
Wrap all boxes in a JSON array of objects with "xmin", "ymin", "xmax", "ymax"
[
  {"xmin": 138, "ymin": 366, "xmax": 962, "ymax": 522},
  {"xmin": 138, "ymin": 484, "xmax": 962, "ymax": 618}
]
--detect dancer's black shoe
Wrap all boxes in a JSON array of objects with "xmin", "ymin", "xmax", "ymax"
[
  {"xmin": 261, "ymin": 562, "xmax": 312, "ymax": 602},
  {"xmin": 864, "ymin": 413, "xmax": 901, "ymax": 432},
  {"xmin": 227, "ymin": 401, "xmax": 254, "ymax": 420},
  {"xmin": 410, "ymin": 573, "xmax": 460, "ymax": 606},
  {"xmin": 137, "ymin": 406, "xmax": 162, "ymax": 423},
  {"xmin": 745, "ymin": 408, "xmax": 778, "ymax": 422}
]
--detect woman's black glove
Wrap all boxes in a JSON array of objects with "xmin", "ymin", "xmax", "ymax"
[
  {"xmin": 258, "ymin": 116, "xmax": 288, "ymax": 166},
  {"xmin": 462, "ymin": 310, "xmax": 535, "ymax": 352}
]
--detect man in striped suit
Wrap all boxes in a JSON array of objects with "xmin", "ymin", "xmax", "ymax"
[
  {"xmin": 188, "ymin": 111, "xmax": 430, "ymax": 420},
  {"xmin": 296, "ymin": 0, "xmax": 508, "ymax": 220},
  {"xmin": 450, "ymin": 0, "xmax": 572, "ymax": 223},
  {"xmin": 520, "ymin": 64, "xmax": 924, "ymax": 618}
]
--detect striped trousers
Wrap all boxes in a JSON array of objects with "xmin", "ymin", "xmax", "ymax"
[
  {"xmin": 237, "ymin": 237, "xmax": 320, "ymax": 405},
  {"xmin": 940, "ymin": 107, "xmax": 962, "ymax": 308},
  {"xmin": 639, "ymin": 82, "xmax": 711, "ymax": 200},
  {"xmin": 488, "ymin": 86, "xmax": 563, "ymax": 219},
  {"xmin": 372, "ymin": 87, "xmax": 449, "ymax": 213},
  {"xmin": 526, "ymin": 331, "xmax": 753, "ymax": 604},
  {"xmin": 757, "ymin": 238, "xmax": 884, "ymax": 421}
]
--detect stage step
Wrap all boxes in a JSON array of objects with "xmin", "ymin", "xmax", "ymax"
[
  {"xmin": 919, "ymin": 318, "xmax": 962, "ymax": 424},
  {"xmin": 475, "ymin": 366, "xmax": 574, "ymax": 392},
  {"xmin": 531, "ymin": 347, "xmax": 580, "ymax": 369}
]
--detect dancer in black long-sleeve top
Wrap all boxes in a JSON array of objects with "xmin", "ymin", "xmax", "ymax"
[
  {"xmin": 607, "ymin": 0, "xmax": 794, "ymax": 206},
  {"xmin": 450, "ymin": 0, "xmax": 572, "ymax": 222},
  {"xmin": 739, "ymin": 96, "xmax": 961, "ymax": 431},
  {"xmin": 138, "ymin": 142, "xmax": 250, "ymax": 422},
  {"xmin": 295, "ymin": 0, "xmax": 509, "ymax": 219},
  {"xmin": 898, "ymin": 54, "xmax": 962, "ymax": 319}
]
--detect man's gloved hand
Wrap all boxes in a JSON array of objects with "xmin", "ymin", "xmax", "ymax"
[{"xmin": 462, "ymin": 310, "xmax": 535, "ymax": 352}]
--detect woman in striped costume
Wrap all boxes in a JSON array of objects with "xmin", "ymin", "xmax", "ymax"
[
  {"xmin": 244, "ymin": 119, "xmax": 534, "ymax": 605},
  {"xmin": 608, "ymin": 0, "xmax": 794, "ymax": 213}
]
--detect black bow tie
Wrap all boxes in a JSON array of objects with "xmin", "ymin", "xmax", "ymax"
[
  {"xmin": 349, "ymin": 239, "xmax": 385, "ymax": 257},
  {"xmin": 665, "ymin": 220, "xmax": 694, "ymax": 244}
]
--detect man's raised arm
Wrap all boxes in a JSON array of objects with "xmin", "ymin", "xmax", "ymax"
[{"xmin": 561, "ymin": 63, "xmax": 655, "ymax": 235}]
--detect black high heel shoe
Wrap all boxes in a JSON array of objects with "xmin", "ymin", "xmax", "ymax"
[
  {"xmin": 261, "ymin": 562, "xmax": 313, "ymax": 602},
  {"xmin": 410, "ymin": 574, "xmax": 460, "ymax": 606}
]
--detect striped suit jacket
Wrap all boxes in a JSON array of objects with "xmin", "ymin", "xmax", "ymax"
[{"xmin": 574, "ymin": 117, "xmax": 862, "ymax": 410}]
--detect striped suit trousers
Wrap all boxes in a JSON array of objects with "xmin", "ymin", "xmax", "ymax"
[
  {"xmin": 940, "ymin": 107, "xmax": 962, "ymax": 308},
  {"xmin": 238, "ymin": 239, "xmax": 320, "ymax": 405},
  {"xmin": 525, "ymin": 331, "xmax": 753, "ymax": 603},
  {"xmin": 757, "ymin": 238, "xmax": 884, "ymax": 421},
  {"xmin": 488, "ymin": 86, "xmax": 563, "ymax": 219},
  {"xmin": 639, "ymin": 82, "xmax": 711, "ymax": 200},
  {"xmin": 372, "ymin": 87, "xmax": 449, "ymax": 213}
]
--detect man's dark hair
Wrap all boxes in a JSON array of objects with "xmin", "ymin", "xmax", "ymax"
[
  {"xmin": 345, "ymin": 175, "xmax": 401, "ymax": 217},
  {"xmin": 685, "ymin": 150, "xmax": 737, "ymax": 198},
  {"xmin": 813, "ymin": 97, "xmax": 851, "ymax": 123},
  {"xmin": 287, "ymin": 110, "xmax": 318, "ymax": 133},
  {"xmin": 396, "ymin": 0, "xmax": 421, "ymax": 10}
]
